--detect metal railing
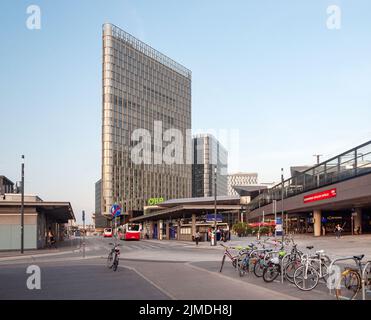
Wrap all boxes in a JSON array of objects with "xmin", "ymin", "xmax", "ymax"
[
  {"xmin": 249, "ymin": 139, "xmax": 371, "ymax": 211},
  {"xmin": 103, "ymin": 23, "xmax": 192, "ymax": 79}
]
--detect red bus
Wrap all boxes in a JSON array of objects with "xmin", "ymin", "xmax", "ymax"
[{"xmin": 119, "ymin": 223, "xmax": 141, "ymax": 241}]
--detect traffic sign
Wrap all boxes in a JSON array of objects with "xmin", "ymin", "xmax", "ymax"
[{"xmin": 111, "ymin": 204, "xmax": 121, "ymax": 217}]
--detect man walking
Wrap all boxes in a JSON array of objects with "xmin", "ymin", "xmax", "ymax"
[
  {"xmin": 335, "ymin": 224, "xmax": 343, "ymax": 239},
  {"xmin": 195, "ymin": 230, "xmax": 201, "ymax": 246}
]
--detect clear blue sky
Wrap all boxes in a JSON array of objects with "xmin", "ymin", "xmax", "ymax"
[{"xmin": 1, "ymin": 0, "xmax": 371, "ymax": 224}]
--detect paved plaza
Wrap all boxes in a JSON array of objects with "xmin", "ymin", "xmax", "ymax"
[{"xmin": 0, "ymin": 235, "xmax": 370, "ymax": 300}]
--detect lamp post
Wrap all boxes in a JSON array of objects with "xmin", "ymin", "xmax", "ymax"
[
  {"xmin": 213, "ymin": 165, "xmax": 217, "ymax": 246},
  {"xmin": 82, "ymin": 210, "xmax": 85, "ymax": 258},
  {"xmin": 313, "ymin": 154, "xmax": 322, "ymax": 165},
  {"xmin": 20, "ymin": 155, "xmax": 25, "ymax": 254},
  {"xmin": 281, "ymin": 168, "xmax": 284, "ymax": 244}
]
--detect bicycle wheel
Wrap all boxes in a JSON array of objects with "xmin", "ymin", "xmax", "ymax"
[
  {"xmin": 263, "ymin": 263, "xmax": 281, "ymax": 283},
  {"xmin": 253, "ymin": 259, "xmax": 265, "ymax": 278},
  {"xmin": 335, "ymin": 269, "xmax": 361, "ymax": 300},
  {"xmin": 284, "ymin": 260, "xmax": 302, "ymax": 283},
  {"xmin": 106, "ymin": 251, "xmax": 114, "ymax": 269},
  {"xmin": 294, "ymin": 265, "xmax": 319, "ymax": 291},
  {"xmin": 112, "ymin": 255, "xmax": 119, "ymax": 272}
]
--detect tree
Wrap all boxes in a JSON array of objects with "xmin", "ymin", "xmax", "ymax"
[{"xmin": 232, "ymin": 222, "xmax": 247, "ymax": 237}]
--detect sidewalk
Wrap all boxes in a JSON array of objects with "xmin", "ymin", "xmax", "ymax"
[
  {"xmin": 0, "ymin": 237, "xmax": 81, "ymax": 259},
  {"xmin": 141, "ymin": 234, "xmax": 371, "ymax": 259}
]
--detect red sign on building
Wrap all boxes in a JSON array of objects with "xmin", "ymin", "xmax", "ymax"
[{"xmin": 304, "ymin": 188, "xmax": 337, "ymax": 204}]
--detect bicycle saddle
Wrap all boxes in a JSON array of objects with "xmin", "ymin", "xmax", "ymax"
[
  {"xmin": 353, "ymin": 254, "xmax": 365, "ymax": 261},
  {"xmin": 306, "ymin": 246, "xmax": 314, "ymax": 250},
  {"xmin": 316, "ymin": 250, "xmax": 324, "ymax": 254}
]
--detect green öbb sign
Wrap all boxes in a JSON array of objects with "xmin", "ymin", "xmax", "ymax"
[{"xmin": 148, "ymin": 197, "xmax": 164, "ymax": 206}]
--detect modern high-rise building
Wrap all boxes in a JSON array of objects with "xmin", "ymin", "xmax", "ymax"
[
  {"xmin": 94, "ymin": 179, "xmax": 109, "ymax": 229},
  {"xmin": 192, "ymin": 134, "xmax": 228, "ymax": 197},
  {"xmin": 227, "ymin": 172, "xmax": 258, "ymax": 196},
  {"xmin": 101, "ymin": 23, "xmax": 192, "ymax": 217}
]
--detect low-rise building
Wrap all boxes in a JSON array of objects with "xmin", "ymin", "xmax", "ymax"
[{"xmin": 0, "ymin": 193, "xmax": 75, "ymax": 251}]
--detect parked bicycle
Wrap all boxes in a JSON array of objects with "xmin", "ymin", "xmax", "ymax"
[
  {"xmin": 107, "ymin": 242, "xmax": 121, "ymax": 272},
  {"xmin": 262, "ymin": 247, "xmax": 287, "ymax": 282},
  {"xmin": 293, "ymin": 249, "xmax": 331, "ymax": 291},
  {"xmin": 335, "ymin": 255, "xmax": 366, "ymax": 300},
  {"xmin": 219, "ymin": 244, "xmax": 253, "ymax": 273},
  {"xmin": 283, "ymin": 244, "xmax": 304, "ymax": 283},
  {"xmin": 239, "ymin": 247, "xmax": 272, "ymax": 277},
  {"xmin": 283, "ymin": 232, "xmax": 295, "ymax": 246}
]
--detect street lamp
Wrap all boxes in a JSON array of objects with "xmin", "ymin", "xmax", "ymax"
[
  {"xmin": 281, "ymin": 168, "xmax": 284, "ymax": 244},
  {"xmin": 20, "ymin": 155, "xmax": 25, "ymax": 254},
  {"xmin": 213, "ymin": 165, "xmax": 217, "ymax": 246},
  {"xmin": 313, "ymin": 154, "xmax": 323, "ymax": 165}
]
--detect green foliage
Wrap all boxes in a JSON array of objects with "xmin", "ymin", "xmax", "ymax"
[{"xmin": 232, "ymin": 222, "xmax": 247, "ymax": 237}]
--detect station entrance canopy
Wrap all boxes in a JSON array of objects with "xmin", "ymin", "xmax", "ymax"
[{"xmin": 130, "ymin": 196, "xmax": 243, "ymax": 223}]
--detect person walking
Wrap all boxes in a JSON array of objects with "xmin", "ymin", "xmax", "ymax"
[
  {"xmin": 194, "ymin": 230, "xmax": 201, "ymax": 245},
  {"xmin": 335, "ymin": 224, "xmax": 343, "ymax": 239},
  {"xmin": 47, "ymin": 227, "xmax": 56, "ymax": 248}
]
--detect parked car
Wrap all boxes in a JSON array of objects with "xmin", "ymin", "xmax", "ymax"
[{"xmin": 103, "ymin": 228, "xmax": 113, "ymax": 238}]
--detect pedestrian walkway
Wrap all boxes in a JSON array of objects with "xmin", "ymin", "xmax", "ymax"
[{"xmin": 0, "ymin": 237, "xmax": 81, "ymax": 259}]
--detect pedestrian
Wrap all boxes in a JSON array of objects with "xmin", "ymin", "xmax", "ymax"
[
  {"xmin": 334, "ymin": 224, "xmax": 343, "ymax": 239},
  {"xmin": 47, "ymin": 227, "xmax": 56, "ymax": 248},
  {"xmin": 195, "ymin": 230, "xmax": 201, "ymax": 245},
  {"xmin": 355, "ymin": 226, "xmax": 361, "ymax": 235},
  {"xmin": 216, "ymin": 228, "xmax": 221, "ymax": 241}
]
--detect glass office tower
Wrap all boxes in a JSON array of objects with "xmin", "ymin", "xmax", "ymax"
[
  {"xmin": 102, "ymin": 23, "xmax": 192, "ymax": 217},
  {"xmin": 192, "ymin": 134, "xmax": 228, "ymax": 197}
]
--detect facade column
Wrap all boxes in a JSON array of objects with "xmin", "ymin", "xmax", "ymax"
[
  {"xmin": 149, "ymin": 221, "xmax": 154, "ymax": 239},
  {"xmin": 313, "ymin": 210, "xmax": 322, "ymax": 237},
  {"xmin": 158, "ymin": 220, "xmax": 162, "ymax": 240},
  {"xmin": 191, "ymin": 213, "xmax": 196, "ymax": 238},
  {"xmin": 177, "ymin": 219, "xmax": 181, "ymax": 240},
  {"xmin": 354, "ymin": 208, "xmax": 362, "ymax": 234},
  {"xmin": 165, "ymin": 221, "xmax": 170, "ymax": 240}
]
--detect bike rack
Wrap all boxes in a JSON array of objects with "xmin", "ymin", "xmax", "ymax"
[
  {"xmin": 280, "ymin": 253, "xmax": 292, "ymax": 284},
  {"xmin": 362, "ymin": 261, "xmax": 371, "ymax": 301},
  {"xmin": 328, "ymin": 256, "xmax": 360, "ymax": 297}
]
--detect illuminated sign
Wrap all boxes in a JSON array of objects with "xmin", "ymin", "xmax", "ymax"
[
  {"xmin": 206, "ymin": 214, "xmax": 223, "ymax": 222},
  {"xmin": 148, "ymin": 197, "xmax": 164, "ymax": 206},
  {"xmin": 304, "ymin": 188, "xmax": 337, "ymax": 204}
]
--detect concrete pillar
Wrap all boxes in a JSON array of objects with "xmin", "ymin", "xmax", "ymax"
[
  {"xmin": 313, "ymin": 210, "xmax": 322, "ymax": 237},
  {"xmin": 177, "ymin": 219, "xmax": 181, "ymax": 240},
  {"xmin": 165, "ymin": 222, "xmax": 170, "ymax": 240},
  {"xmin": 158, "ymin": 220, "xmax": 162, "ymax": 240},
  {"xmin": 354, "ymin": 208, "xmax": 362, "ymax": 234},
  {"xmin": 191, "ymin": 213, "xmax": 196, "ymax": 238},
  {"xmin": 149, "ymin": 221, "xmax": 154, "ymax": 239}
]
